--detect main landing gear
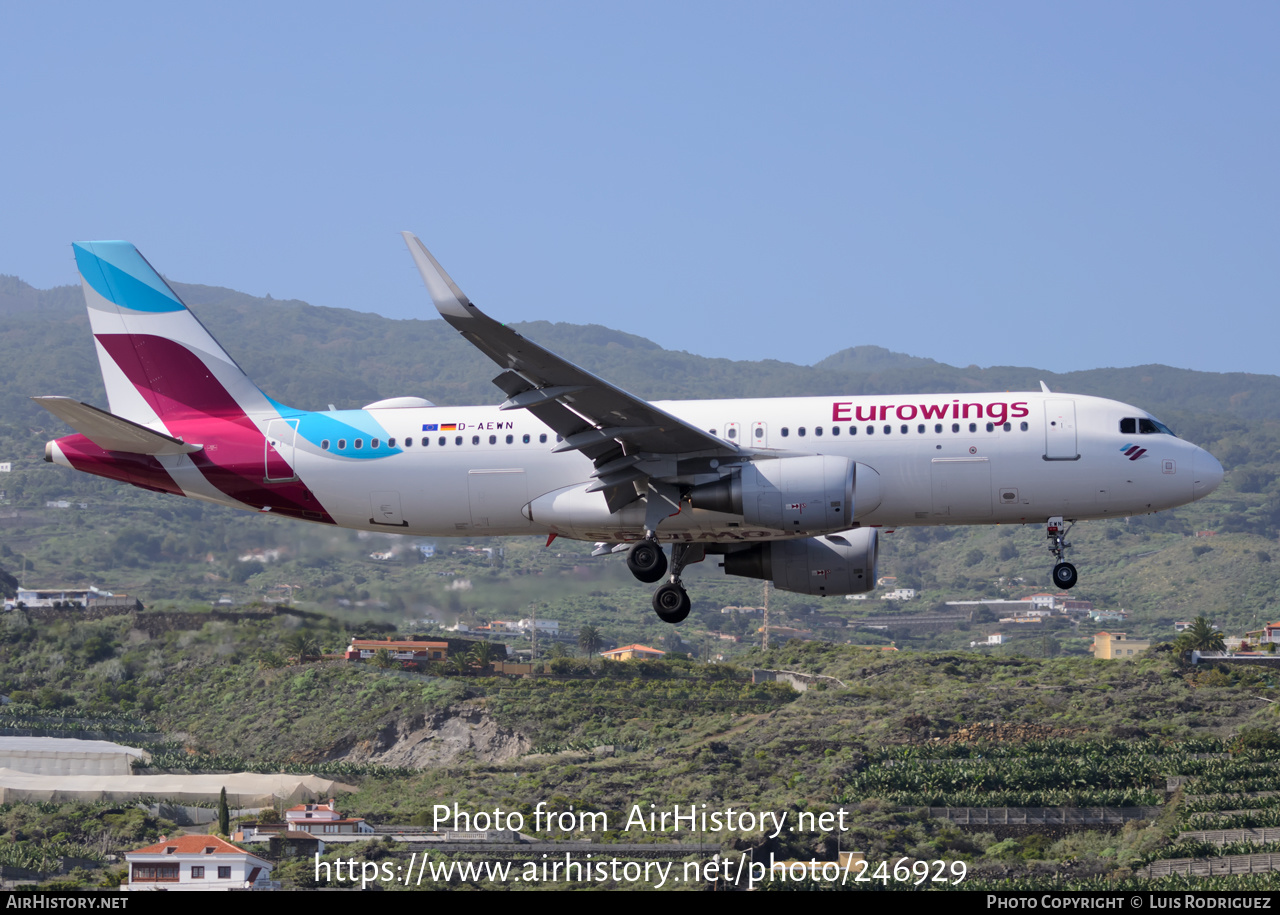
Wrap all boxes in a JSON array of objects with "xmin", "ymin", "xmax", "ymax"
[
  {"xmin": 625, "ymin": 540, "xmax": 667, "ymax": 583},
  {"xmin": 1046, "ymin": 516, "xmax": 1078, "ymax": 590},
  {"xmin": 626, "ymin": 540, "xmax": 703, "ymax": 624}
]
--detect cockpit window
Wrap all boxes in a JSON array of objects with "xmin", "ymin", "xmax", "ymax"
[{"xmin": 1121, "ymin": 416, "xmax": 1176, "ymax": 437}]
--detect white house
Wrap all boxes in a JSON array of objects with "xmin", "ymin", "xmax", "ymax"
[
  {"xmin": 517, "ymin": 618, "xmax": 560, "ymax": 634},
  {"xmin": 285, "ymin": 801, "xmax": 374, "ymax": 835},
  {"xmin": 123, "ymin": 835, "xmax": 274, "ymax": 891}
]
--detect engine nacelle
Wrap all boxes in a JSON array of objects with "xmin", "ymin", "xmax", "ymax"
[
  {"xmin": 722, "ymin": 528, "xmax": 879, "ymax": 596},
  {"xmin": 692, "ymin": 456, "xmax": 881, "ymax": 535}
]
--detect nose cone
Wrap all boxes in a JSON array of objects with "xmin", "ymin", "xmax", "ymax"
[{"xmin": 1193, "ymin": 450, "xmax": 1224, "ymax": 499}]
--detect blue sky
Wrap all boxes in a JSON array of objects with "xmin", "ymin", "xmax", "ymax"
[{"xmin": 3, "ymin": 2, "xmax": 1276, "ymax": 376}]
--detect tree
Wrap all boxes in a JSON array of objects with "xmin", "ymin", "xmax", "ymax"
[
  {"xmin": 370, "ymin": 648, "xmax": 394, "ymax": 669},
  {"xmin": 218, "ymin": 787, "xmax": 230, "ymax": 836},
  {"xmin": 286, "ymin": 632, "xmax": 322, "ymax": 663},
  {"xmin": 1175, "ymin": 616, "xmax": 1225, "ymax": 654},
  {"xmin": 467, "ymin": 640, "xmax": 498, "ymax": 671},
  {"xmin": 578, "ymin": 625, "xmax": 602, "ymax": 659}
]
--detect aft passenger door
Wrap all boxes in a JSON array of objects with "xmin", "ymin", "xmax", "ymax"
[{"xmin": 264, "ymin": 419, "xmax": 299, "ymax": 483}]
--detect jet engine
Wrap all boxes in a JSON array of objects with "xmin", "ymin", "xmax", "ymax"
[
  {"xmin": 691, "ymin": 455, "xmax": 881, "ymax": 535},
  {"xmin": 721, "ymin": 527, "xmax": 879, "ymax": 596}
]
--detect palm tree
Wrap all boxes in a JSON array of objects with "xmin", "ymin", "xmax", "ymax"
[
  {"xmin": 468, "ymin": 640, "xmax": 498, "ymax": 671},
  {"xmin": 578, "ymin": 625, "xmax": 602, "ymax": 659},
  {"xmin": 1176, "ymin": 616, "xmax": 1225, "ymax": 654},
  {"xmin": 286, "ymin": 632, "xmax": 322, "ymax": 663}
]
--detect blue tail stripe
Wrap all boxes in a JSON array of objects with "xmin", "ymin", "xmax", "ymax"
[{"xmin": 73, "ymin": 242, "xmax": 185, "ymax": 313}]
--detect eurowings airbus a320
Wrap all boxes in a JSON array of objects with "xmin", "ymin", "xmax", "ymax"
[{"xmin": 37, "ymin": 234, "xmax": 1224, "ymax": 623}]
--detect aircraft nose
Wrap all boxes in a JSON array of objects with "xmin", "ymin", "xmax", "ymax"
[{"xmin": 1193, "ymin": 450, "xmax": 1224, "ymax": 498}]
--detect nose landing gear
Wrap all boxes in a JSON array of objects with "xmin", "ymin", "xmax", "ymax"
[{"xmin": 1046, "ymin": 516, "xmax": 1078, "ymax": 589}]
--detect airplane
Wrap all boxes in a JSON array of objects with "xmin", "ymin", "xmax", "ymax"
[{"xmin": 36, "ymin": 235, "xmax": 1225, "ymax": 624}]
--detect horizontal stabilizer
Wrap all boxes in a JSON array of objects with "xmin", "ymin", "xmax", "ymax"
[{"xmin": 32, "ymin": 396, "xmax": 203, "ymax": 455}]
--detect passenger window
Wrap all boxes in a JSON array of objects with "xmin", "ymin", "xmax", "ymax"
[
  {"xmin": 934, "ymin": 424, "xmax": 942, "ymax": 433},
  {"xmin": 781, "ymin": 427, "xmax": 790, "ymax": 437},
  {"xmin": 556, "ymin": 435, "xmax": 563, "ymax": 442},
  {"xmin": 523, "ymin": 434, "xmax": 530, "ymax": 444},
  {"xmin": 798, "ymin": 427, "xmax": 807, "ymax": 437},
  {"xmin": 438, "ymin": 437, "xmax": 446, "ymax": 446},
  {"xmin": 986, "ymin": 422, "xmax": 994, "ymax": 432},
  {"xmin": 832, "ymin": 426, "xmax": 839, "ymax": 436},
  {"xmin": 1003, "ymin": 422, "xmax": 1011, "ymax": 432},
  {"xmin": 952, "ymin": 423, "xmax": 960, "ymax": 433},
  {"xmin": 321, "ymin": 439, "xmax": 330, "ymax": 451},
  {"xmin": 728, "ymin": 427, "xmax": 737, "ymax": 439},
  {"xmin": 539, "ymin": 434, "xmax": 547, "ymax": 444},
  {"xmin": 969, "ymin": 423, "xmax": 977, "ymax": 433},
  {"xmin": 900, "ymin": 424, "xmax": 908, "ymax": 434},
  {"xmin": 404, "ymin": 437, "xmax": 412, "ymax": 447},
  {"xmin": 455, "ymin": 436, "xmax": 463, "ymax": 445},
  {"xmin": 866, "ymin": 426, "xmax": 874, "ymax": 435},
  {"xmin": 1120, "ymin": 418, "xmax": 1136, "ymax": 434},
  {"xmin": 1020, "ymin": 422, "xmax": 1029, "ymax": 431},
  {"xmin": 489, "ymin": 435, "xmax": 496, "ymax": 445},
  {"xmin": 506, "ymin": 434, "xmax": 513, "ymax": 444},
  {"xmin": 355, "ymin": 439, "xmax": 363, "ymax": 449},
  {"xmin": 754, "ymin": 427, "xmax": 763, "ymax": 438},
  {"xmin": 338, "ymin": 439, "xmax": 347, "ymax": 450},
  {"xmin": 849, "ymin": 426, "xmax": 857, "ymax": 436},
  {"xmin": 813, "ymin": 426, "xmax": 822, "ymax": 437},
  {"xmin": 371, "ymin": 438, "xmax": 380, "ymax": 449},
  {"xmin": 884, "ymin": 425, "xmax": 892, "ymax": 434},
  {"xmin": 472, "ymin": 435, "xmax": 480, "ymax": 445},
  {"xmin": 917, "ymin": 424, "xmax": 925, "ymax": 434}
]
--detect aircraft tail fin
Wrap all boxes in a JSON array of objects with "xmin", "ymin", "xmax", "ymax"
[{"xmin": 72, "ymin": 241, "xmax": 276, "ymax": 426}]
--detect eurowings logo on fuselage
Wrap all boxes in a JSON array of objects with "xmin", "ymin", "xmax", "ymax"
[
  {"xmin": 1121, "ymin": 443, "xmax": 1148, "ymax": 461},
  {"xmin": 831, "ymin": 400, "xmax": 1031, "ymax": 424}
]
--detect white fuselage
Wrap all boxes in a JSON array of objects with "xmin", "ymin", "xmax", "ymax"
[{"xmin": 264, "ymin": 390, "xmax": 1217, "ymax": 543}]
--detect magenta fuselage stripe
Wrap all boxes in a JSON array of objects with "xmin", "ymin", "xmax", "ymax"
[
  {"xmin": 82, "ymin": 333, "xmax": 335, "ymax": 523},
  {"xmin": 58, "ymin": 436, "xmax": 186, "ymax": 496}
]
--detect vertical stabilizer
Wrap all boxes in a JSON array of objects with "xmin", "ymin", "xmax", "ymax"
[{"xmin": 73, "ymin": 241, "xmax": 276, "ymax": 425}]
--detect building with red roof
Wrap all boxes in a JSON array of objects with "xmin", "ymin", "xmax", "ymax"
[
  {"xmin": 599, "ymin": 644, "xmax": 666, "ymax": 661},
  {"xmin": 123, "ymin": 834, "xmax": 274, "ymax": 891}
]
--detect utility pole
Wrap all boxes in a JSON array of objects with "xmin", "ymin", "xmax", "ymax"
[{"xmin": 762, "ymin": 580, "xmax": 770, "ymax": 650}]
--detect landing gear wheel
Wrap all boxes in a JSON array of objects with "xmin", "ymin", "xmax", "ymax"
[
  {"xmin": 626, "ymin": 541, "xmax": 667, "ymax": 583},
  {"xmin": 652, "ymin": 582, "xmax": 691, "ymax": 623},
  {"xmin": 1045, "ymin": 516, "xmax": 1078, "ymax": 591}
]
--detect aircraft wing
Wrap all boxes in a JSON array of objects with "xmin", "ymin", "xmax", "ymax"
[{"xmin": 402, "ymin": 232, "xmax": 740, "ymax": 510}]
